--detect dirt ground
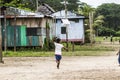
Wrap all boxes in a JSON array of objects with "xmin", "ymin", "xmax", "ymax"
[{"xmin": 0, "ymin": 51, "xmax": 120, "ymax": 80}]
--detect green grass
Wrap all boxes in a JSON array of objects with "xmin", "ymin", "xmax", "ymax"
[
  {"xmin": 72, "ymin": 45, "xmax": 114, "ymax": 51},
  {"xmin": 3, "ymin": 50, "xmax": 114, "ymax": 57},
  {"xmin": 63, "ymin": 51, "xmax": 114, "ymax": 56},
  {"xmin": 3, "ymin": 36, "xmax": 119, "ymax": 57},
  {"xmin": 3, "ymin": 51, "xmax": 54, "ymax": 57},
  {"xmin": 95, "ymin": 36, "xmax": 120, "ymax": 42},
  {"xmin": 3, "ymin": 45, "xmax": 115, "ymax": 57}
]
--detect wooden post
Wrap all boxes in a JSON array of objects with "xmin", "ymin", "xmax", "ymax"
[
  {"xmin": 61, "ymin": 0, "xmax": 69, "ymax": 51},
  {"xmin": 14, "ymin": 11, "xmax": 16, "ymax": 52},
  {"xmin": 89, "ymin": 12, "xmax": 94, "ymax": 45},
  {"xmin": 0, "ymin": 7, "xmax": 4, "ymax": 63},
  {"xmin": 65, "ymin": 0, "xmax": 68, "ymax": 51},
  {"xmin": 72, "ymin": 42, "xmax": 74, "ymax": 52},
  {"xmin": 4, "ymin": 10, "xmax": 7, "ymax": 52},
  {"xmin": 36, "ymin": 0, "xmax": 38, "ymax": 10}
]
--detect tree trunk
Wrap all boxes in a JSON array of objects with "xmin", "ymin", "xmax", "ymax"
[{"xmin": 0, "ymin": 8, "xmax": 3, "ymax": 63}]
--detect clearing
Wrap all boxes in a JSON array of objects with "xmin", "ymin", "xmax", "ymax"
[{"xmin": 0, "ymin": 53, "xmax": 120, "ymax": 80}]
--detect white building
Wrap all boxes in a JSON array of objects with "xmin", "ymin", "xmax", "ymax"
[{"xmin": 52, "ymin": 10, "xmax": 85, "ymax": 43}]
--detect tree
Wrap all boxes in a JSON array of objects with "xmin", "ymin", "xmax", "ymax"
[
  {"xmin": 78, "ymin": 2, "xmax": 95, "ymax": 17},
  {"xmin": 38, "ymin": 0, "xmax": 80, "ymax": 11},
  {"xmin": 96, "ymin": 3, "xmax": 120, "ymax": 34},
  {"xmin": 78, "ymin": 3, "xmax": 95, "ymax": 43},
  {"xmin": 0, "ymin": 0, "xmax": 31, "ymax": 11},
  {"xmin": 93, "ymin": 15, "xmax": 104, "ymax": 36},
  {"xmin": 1, "ymin": 0, "xmax": 81, "ymax": 11},
  {"xmin": 78, "ymin": 2, "xmax": 95, "ymax": 30}
]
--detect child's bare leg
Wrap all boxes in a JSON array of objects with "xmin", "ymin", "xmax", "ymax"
[{"xmin": 57, "ymin": 60, "xmax": 60, "ymax": 69}]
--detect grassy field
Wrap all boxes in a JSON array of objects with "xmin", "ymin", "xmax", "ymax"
[
  {"xmin": 3, "ymin": 50, "xmax": 115, "ymax": 57},
  {"xmin": 2, "ymin": 36, "xmax": 120, "ymax": 57},
  {"xmin": 3, "ymin": 44, "xmax": 117, "ymax": 57},
  {"xmin": 95, "ymin": 36, "xmax": 120, "ymax": 42}
]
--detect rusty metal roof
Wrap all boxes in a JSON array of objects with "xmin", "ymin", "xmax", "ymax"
[
  {"xmin": 0, "ymin": 6, "xmax": 53, "ymax": 18},
  {"xmin": 37, "ymin": 3, "xmax": 55, "ymax": 15}
]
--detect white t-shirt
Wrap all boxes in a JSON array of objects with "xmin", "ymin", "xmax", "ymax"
[{"xmin": 54, "ymin": 42, "xmax": 64, "ymax": 55}]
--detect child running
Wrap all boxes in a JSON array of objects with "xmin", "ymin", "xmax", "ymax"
[
  {"xmin": 116, "ymin": 49, "xmax": 120, "ymax": 66},
  {"xmin": 54, "ymin": 37, "xmax": 67, "ymax": 69}
]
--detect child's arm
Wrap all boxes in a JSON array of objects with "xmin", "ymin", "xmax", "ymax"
[
  {"xmin": 117, "ymin": 52, "xmax": 119, "ymax": 55},
  {"xmin": 117, "ymin": 50, "xmax": 120, "ymax": 55},
  {"xmin": 63, "ymin": 47, "xmax": 68, "ymax": 51}
]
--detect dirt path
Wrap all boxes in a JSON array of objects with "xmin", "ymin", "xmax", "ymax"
[{"xmin": 0, "ymin": 55, "xmax": 120, "ymax": 80}]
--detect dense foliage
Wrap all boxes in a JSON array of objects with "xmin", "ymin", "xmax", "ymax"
[
  {"xmin": 0, "ymin": 0, "xmax": 80, "ymax": 11},
  {"xmin": 95, "ymin": 3, "xmax": 120, "ymax": 36}
]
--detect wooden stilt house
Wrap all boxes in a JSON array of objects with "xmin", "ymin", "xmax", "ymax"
[{"xmin": 0, "ymin": 6, "xmax": 54, "ymax": 48}]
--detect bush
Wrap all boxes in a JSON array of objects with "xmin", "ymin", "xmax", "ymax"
[
  {"xmin": 115, "ymin": 31, "xmax": 120, "ymax": 36},
  {"xmin": 43, "ymin": 38, "xmax": 55, "ymax": 51},
  {"xmin": 85, "ymin": 30, "xmax": 90, "ymax": 43}
]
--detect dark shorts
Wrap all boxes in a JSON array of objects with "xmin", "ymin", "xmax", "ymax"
[
  {"xmin": 118, "ymin": 55, "xmax": 120, "ymax": 64},
  {"xmin": 55, "ymin": 54, "xmax": 62, "ymax": 61}
]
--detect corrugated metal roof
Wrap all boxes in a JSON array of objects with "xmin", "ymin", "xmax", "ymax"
[
  {"xmin": 37, "ymin": 3, "xmax": 55, "ymax": 15},
  {"xmin": 0, "ymin": 15, "xmax": 44, "ymax": 18},
  {"xmin": 0, "ymin": 7, "xmax": 53, "ymax": 18},
  {"xmin": 52, "ymin": 10, "xmax": 85, "ymax": 19},
  {"xmin": 6, "ymin": 7, "xmax": 44, "ymax": 16}
]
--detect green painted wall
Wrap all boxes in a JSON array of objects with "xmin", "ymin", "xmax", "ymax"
[
  {"xmin": 20, "ymin": 25, "xmax": 27, "ymax": 46},
  {"xmin": 2, "ymin": 25, "xmax": 40, "ymax": 47}
]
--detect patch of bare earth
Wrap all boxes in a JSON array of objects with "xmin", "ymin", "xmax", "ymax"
[{"xmin": 0, "ymin": 54, "xmax": 120, "ymax": 80}]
